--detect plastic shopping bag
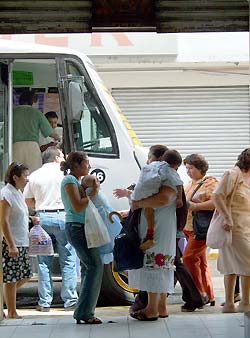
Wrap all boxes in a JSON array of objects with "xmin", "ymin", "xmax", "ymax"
[
  {"xmin": 85, "ymin": 198, "xmax": 111, "ymax": 248},
  {"xmin": 29, "ymin": 224, "xmax": 54, "ymax": 256}
]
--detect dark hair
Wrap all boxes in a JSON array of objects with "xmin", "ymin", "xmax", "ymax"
[
  {"xmin": 149, "ymin": 145, "xmax": 168, "ymax": 159},
  {"xmin": 5, "ymin": 162, "xmax": 29, "ymax": 186},
  {"xmin": 236, "ymin": 148, "xmax": 250, "ymax": 170},
  {"xmin": 162, "ymin": 149, "xmax": 182, "ymax": 167},
  {"xmin": 183, "ymin": 154, "xmax": 209, "ymax": 175},
  {"xmin": 19, "ymin": 90, "xmax": 34, "ymax": 105},
  {"xmin": 45, "ymin": 111, "xmax": 58, "ymax": 120},
  {"xmin": 42, "ymin": 147, "xmax": 61, "ymax": 164},
  {"xmin": 60, "ymin": 151, "xmax": 88, "ymax": 176}
]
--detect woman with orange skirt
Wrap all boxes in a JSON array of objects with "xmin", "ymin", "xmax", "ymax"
[{"xmin": 183, "ymin": 154, "xmax": 218, "ymax": 305}]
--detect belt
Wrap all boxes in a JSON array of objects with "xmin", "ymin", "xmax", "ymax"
[{"xmin": 38, "ymin": 209, "xmax": 64, "ymax": 213}]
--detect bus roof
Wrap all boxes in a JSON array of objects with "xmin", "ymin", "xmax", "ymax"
[{"xmin": 0, "ymin": 39, "xmax": 93, "ymax": 65}]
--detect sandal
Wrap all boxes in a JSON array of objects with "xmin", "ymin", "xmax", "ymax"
[
  {"xmin": 221, "ymin": 294, "xmax": 241, "ymax": 306},
  {"xmin": 76, "ymin": 317, "xmax": 102, "ymax": 325},
  {"xmin": 159, "ymin": 314, "xmax": 169, "ymax": 318},
  {"xmin": 130, "ymin": 310, "xmax": 158, "ymax": 321}
]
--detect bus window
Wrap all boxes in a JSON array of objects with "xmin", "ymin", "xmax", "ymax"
[{"xmin": 66, "ymin": 61, "xmax": 118, "ymax": 156}]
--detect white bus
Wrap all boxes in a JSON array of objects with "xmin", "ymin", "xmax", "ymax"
[{"xmin": 0, "ymin": 39, "xmax": 147, "ymax": 305}]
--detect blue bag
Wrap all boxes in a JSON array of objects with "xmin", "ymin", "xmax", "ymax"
[{"xmin": 113, "ymin": 209, "xmax": 144, "ymax": 272}]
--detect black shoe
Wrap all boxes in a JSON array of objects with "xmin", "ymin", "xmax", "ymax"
[
  {"xmin": 202, "ymin": 295, "xmax": 215, "ymax": 306},
  {"xmin": 181, "ymin": 302, "xmax": 202, "ymax": 312}
]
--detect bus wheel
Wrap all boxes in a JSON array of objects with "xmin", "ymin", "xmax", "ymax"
[{"xmin": 99, "ymin": 262, "xmax": 137, "ymax": 305}]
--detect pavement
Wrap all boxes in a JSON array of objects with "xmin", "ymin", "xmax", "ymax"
[{"xmin": 0, "ymin": 255, "xmax": 247, "ymax": 338}]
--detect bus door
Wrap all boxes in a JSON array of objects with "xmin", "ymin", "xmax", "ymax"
[
  {"xmin": 0, "ymin": 62, "xmax": 11, "ymax": 184},
  {"xmin": 56, "ymin": 57, "xmax": 138, "ymax": 209}
]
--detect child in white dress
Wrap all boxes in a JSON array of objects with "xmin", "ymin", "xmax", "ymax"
[{"xmin": 132, "ymin": 149, "xmax": 183, "ymax": 250}]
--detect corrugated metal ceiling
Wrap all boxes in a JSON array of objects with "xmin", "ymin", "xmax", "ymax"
[
  {"xmin": 0, "ymin": 0, "xmax": 248, "ymax": 34},
  {"xmin": 156, "ymin": 0, "xmax": 249, "ymax": 32}
]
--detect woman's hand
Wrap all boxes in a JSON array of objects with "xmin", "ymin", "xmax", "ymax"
[
  {"xmin": 188, "ymin": 201, "xmax": 197, "ymax": 211},
  {"xmin": 223, "ymin": 223, "xmax": 233, "ymax": 231},
  {"xmin": 113, "ymin": 188, "xmax": 130, "ymax": 199},
  {"xmin": 8, "ymin": 244, "xmax": 19, "ymax": 258}
]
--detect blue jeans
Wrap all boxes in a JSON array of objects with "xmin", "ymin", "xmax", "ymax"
[
  {"xmin": 65, "ymin": 222, "xmax": 104, "ymax": 321},
  {"xmin": 37, "ymin": 212, "xmax": 78, "ymax": 308}
]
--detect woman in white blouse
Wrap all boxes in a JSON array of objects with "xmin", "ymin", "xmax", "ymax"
[{"xmin": 1, "ymin": 162, "xmax": 34, "ymax": 319}]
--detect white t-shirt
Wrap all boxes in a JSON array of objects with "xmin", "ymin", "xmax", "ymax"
[
  {"xmin": 23, "ymin": 162, "xmax": 64, "ymax": 210},
  {"xmin": 0, "ymin": 183, "xmax": 29, "ymax": 247}
]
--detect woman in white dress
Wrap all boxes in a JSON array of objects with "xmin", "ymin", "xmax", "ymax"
[{"xmin": 128, "ymin": 145, "xmax": 177, "ymax": 321}]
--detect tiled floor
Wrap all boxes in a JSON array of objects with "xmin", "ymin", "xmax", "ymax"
[
  {"xmin": 0, "ymin": 307, "xmax": 245, "ymax": 338},
  {"xmin": 1, "ymin": 256, "xmax": 246, "ymax": 338}
]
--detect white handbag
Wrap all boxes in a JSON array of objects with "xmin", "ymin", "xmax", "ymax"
[
  {"xmin": 206, "ymin": 170, "xmax": 240, "ymax": 249},
  {"xmin": 206, "ymin": 210, "xmax": 232, "ymax": 249}
]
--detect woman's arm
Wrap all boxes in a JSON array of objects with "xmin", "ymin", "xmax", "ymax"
[
  {"xmin": 131, "ymin": 185, "xmax": 176, "ymax": 210},
  {"xmin": 188, "ymin": 199, "xmax": 215, "ymax": 212},
  {"xmin": 64, "ymin": 183, "xmax": 88, "ymax": 213},
  {"xmin": 0, "ymin": 200, "xmax": 19, "ymax": 257},
  {"xmin": 64, "ymin": 180, "xmax": 99, "ymax": 213}
]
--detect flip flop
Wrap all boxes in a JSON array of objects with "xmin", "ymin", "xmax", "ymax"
[
  {"xmin": 159, "ymin": 314, "xmax": 169, "ymax": 318},
  {"xmin": 130, "ymin": 311, "xmax": 158, "ymax": 321}
]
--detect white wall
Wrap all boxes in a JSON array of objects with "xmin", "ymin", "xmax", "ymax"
[{"xmin": 98, "ymin": 67, "xmax": 249, "ymax": 89}]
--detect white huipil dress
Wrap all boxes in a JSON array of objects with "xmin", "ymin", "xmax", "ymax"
[{"xmin": 128, "ymin": 180, "xmax": 177, "ymax": 294}]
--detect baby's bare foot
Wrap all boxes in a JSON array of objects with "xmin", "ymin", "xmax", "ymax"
[{"xmin": 139, "ymin": 239, "xmax": 155, "ymax": 251}]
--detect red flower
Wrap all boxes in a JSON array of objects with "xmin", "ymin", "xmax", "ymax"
[{"xmin": 154, "ymin": 253, "xmax": 165, "ymax": 267}]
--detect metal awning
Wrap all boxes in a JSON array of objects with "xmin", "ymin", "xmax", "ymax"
[{"xmin": 0, "ymin": 0, "xmax": 248, "ymax": 34}]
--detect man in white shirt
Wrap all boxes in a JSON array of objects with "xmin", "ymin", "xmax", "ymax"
[{"xmin": 24, "ymin": 147, "xmax": 78, "ymax": 311}]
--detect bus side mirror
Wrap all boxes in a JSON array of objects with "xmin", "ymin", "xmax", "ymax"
[{"xmin": 68, "ymin": 81, "xmax": 84, "ymax": 121}]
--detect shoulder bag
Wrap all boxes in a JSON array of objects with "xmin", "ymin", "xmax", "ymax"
[
  {"xmin": 113, "ymin": 208, "xmax": 144, "ymax": 272},
  {"xmin": 190, "ymin": 179, "xmax": 214, "ymax": 241}
]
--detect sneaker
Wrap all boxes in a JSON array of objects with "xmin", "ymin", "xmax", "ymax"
[
  {"xmin": 36, "ymin": 305, "xmax": 50, "ymax": 312},
  {"xmin": 64, "ymin": 304, "xmax": 77, "ymax": 311}
]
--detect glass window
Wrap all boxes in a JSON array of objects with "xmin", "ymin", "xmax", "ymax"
[{"xmin": 66, "ymin": 62, "xmax": 117, "ymax": 156}]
